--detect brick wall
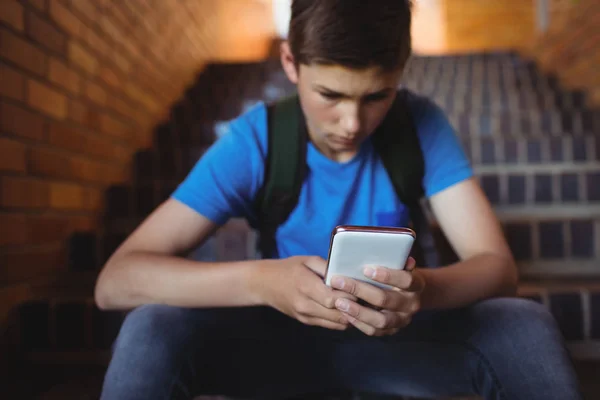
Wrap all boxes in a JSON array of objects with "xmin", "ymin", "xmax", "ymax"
[
  {"xmin": 440, "ymin": 0, "xmax": 537, "ymax": 53},
  {"xmin": 531, "ymin": 0, "xmax": 600, "ymax": 107},
  {"xmin": 0, "ymin": 0, "xmax": 274, "ymax": 310}
]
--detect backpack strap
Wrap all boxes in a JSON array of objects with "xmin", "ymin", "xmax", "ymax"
[
  {"xmin": 255, "ymin": 89, "xmax": 439, "ymax": 266},
  {"xmin": 254, "ymin": 94, "xmax": 307, "ymax": 258},
  {"xmin": 371, "ymin": 89, "xmax": 439, "ymax": 267}
]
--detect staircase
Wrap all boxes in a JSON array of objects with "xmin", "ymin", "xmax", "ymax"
[
  {"xmin": 4, "ymin": 50, "xmax": 600, "ymax": 399},
  {"xmin": 401, "ymin": 52, "xmax": 600, "ymax": 359}
]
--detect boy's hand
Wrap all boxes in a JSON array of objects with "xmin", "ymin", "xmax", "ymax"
[
  {"xmin": 330, "ymin": 257, "xmax": 425, "ymax": 336},
  {"xmin": 259, "ymin": 256, "xmax": 357, "ymax": 330}
]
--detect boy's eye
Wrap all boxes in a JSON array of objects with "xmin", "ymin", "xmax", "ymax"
[
  {"xmin": 320, "ymin": 92, "xmax": 342, "ymax": 100},
  {"xmin": 364, "ymin": 93, "xmax": 388, "ymax": 102}
]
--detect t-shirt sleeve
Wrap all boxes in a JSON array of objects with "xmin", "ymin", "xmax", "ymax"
[
  {"xmin": 170, "ymin": 110, "xmax": 266, "ymax": 225},
  {"xmin": 411, "ymin": 95, "xmax": 474, "ymax": 198}
]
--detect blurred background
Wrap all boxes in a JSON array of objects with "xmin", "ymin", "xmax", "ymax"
[{"xmin": 0, "ymin": 0, "xmax": 599, "ymax": 398}]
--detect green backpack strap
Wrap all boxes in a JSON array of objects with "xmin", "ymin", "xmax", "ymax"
[
  {"xmin": 254, "ymin": 94, "xmax": 307, "ymax": 258},
  {"xmin": 372, "ymin": 89, "xmax": 438, "ymax": 267}
]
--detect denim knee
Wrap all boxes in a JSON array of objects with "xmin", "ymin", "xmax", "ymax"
[
  {"xmin": 475, "ymin": 297, "xmax": 558, "ymax": 334},
  {"xmin": 110, "ymin": 304, "xmax": 201, "ymax": 366},
  {"xmin": 464, "ymin": 296, "xmax": 569, "ymax": 363}
]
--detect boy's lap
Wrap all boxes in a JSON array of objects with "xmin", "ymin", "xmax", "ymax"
[{"xmin": 140, "ymin": 296, "xmax": 536, "ymax": 349}]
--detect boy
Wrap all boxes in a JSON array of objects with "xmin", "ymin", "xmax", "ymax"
[{"xmin": 95, "ymin": 1, "xmax": 582, "ymax": 399}]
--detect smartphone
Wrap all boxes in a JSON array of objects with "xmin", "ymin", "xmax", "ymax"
[{"xmin": 324, "ymin": 225, "xmax": 415, "ymax": 290}]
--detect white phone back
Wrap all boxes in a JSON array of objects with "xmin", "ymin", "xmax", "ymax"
[{"xmin": 325, "ymin": 229, "xmax": 414, "ymax": 289}]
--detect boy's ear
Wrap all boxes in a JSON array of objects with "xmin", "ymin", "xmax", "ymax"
[{"xmin": 280, "ymin": 41, "xmax": 299, "ymax": 84}]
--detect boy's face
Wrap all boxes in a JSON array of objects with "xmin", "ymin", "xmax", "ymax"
[{"xmin": 281, "ymin": 42, "xmax": 403, "ymax": 162}]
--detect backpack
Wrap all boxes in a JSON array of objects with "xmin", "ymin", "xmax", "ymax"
[{"xmin": 253, "ymin": 89, "xmax": 439, "ymax": 267}]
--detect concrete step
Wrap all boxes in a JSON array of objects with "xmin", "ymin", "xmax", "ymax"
[
  {"xmin": 428, "ymin": 92, "xmax": 589, "ymax": 114},
  {"xmin": 426, "ymin": 206, "xmax": 600, "ymax": 276},
  {"xmin": 405, "ymin": 79, "xmax": 564, "ymax": 97},
  {"xmin": 447, "ymin": 109, "xmax": 599, "ymax": 137},
  {"xmin": 466, "ymin": 136, "xmax": 600, "ymax": 165},
  {"xmin": 472, "ymin": 164, "xmax": 600, "ymax": 206}
]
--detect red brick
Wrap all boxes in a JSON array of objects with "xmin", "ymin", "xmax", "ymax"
[
  {"xmin": 0, "ymin": 63, "xmax": 25, "ymax": 101},
  {"xmin": 109, "ymin": 95, "xmax": 137, "ymax": 122},
  {"xmin": 124, "ymin": 82, "xmax": 147, "ymax": 107},
  {"xmin": 137, "ymin": 66, "xmax": 167, "ymax": 96},
  {"xmin": 26, "ymin": 10, "xmax": 66, "ymax": 54},
  {"xmin": 48, "ymin": 57, "xmax": 80, "ymax": 94},
  {"xmin": 0, "ymin": 176, "xmax": 49, "ymax": 208},
  {"xmin": 99, "ymin": 113, "xmax": 130, "ymax": 139},
  {"xmin": 84, "ymin": 131, "xmax": 122, "ymax": 160},
  {"xmin": 83, "ymin": 187, "xmax": 102, "ymax": 210},
  {"xmin": 48, "ymin": 120, "xmax": 119, "ymax": 161},
  {"xmin": 109, "ymin": 2, "xmax": 133, "ymax": 29},
  {"xmin": 29, "ymin": 147, "xmax": 120, "ymax": 184},
  {"xmin": 0, "ymin": 244, "xmax": 66, "ymax": 284},
  {"xmin": 112, "ymin": 51, "xmax": 130, "ymax": 74},
  {"xmin": 131, "ymin": 107, "xmax": 151, "ymax": 128},
  {"xmin": 69, "ymin": 215, "xmax": 96, "ymax": 232},
  {"xmin": 100, "ymin": 14, "xmax": 123, "ymax": 43},
  {"xmin": 0, "ymin": 213, "xmax": 28, "ymax": 246},
  {"xmin": 98, "ymin": 66, "xmax": 122, "ymax": 89},
  {"xmin": 49, "ymin": 182, "xmax": 86, "ymax": 209},
  {"xmin": 0, "ymin": 137, "xmax": 27, "ymax": 172},
  {"xmin": 104, "ymin": 95, "xmax": 126, "ymax": 120},
  {"xmin": 70, "ymin": 157, "xmax": 124, "ymax": 184},
  {"xmin": 69, "ymin": 157, "xmax": 104, "ymax": 183},
  {"xmin": 81, "ymin": 25, "xmax": 109, "ymax": 59},
  {"xmin": 111, "ymin": 144, "xmax": 131, "ymax": 164},
  {"xmin": 0, "ymin": 0, "xmax": 24, "ymax": 31},
  {"xmin": 0, "ymin": 28, "xmax": 47, "ymax": 76},
  {"xmin": 68, "ymin": 41, "xmax": 97, "ymax": 75},
  {"xmin": 70, "ymin": 0, "xmax": 97, "ymax": 22},
  {"xmin": 49, "ymin": 0, "xmax": 81, "ymax": 37},
  {"xmin": 80, "ymin": 161, "xmax": 118, "ymax": 184},
  {"xmin": 27, "ymin": 214, "xmax": 71, "ymax": 244},
  {"xmin": 27, "ymin": 0, "xmax": 46, "ymax": 12},
  {"xmin": 0, "ymin": 100, "xmax": 46, "ymax": 141},
  {"xmin": 68, "ymin": 99, "xmax": 87, "ymax": 125},
  {"xmin": 84, "ymin": 81, "xmax": 107, "ymax": 106},
  {"xmin": 86, "ymin": 109, "xmax": 102, "ymax": 131},
  {"xmin": 29, "ymin": 146, "xmax": 73, "ymax": 179},
  {"xmin": 27, "ymin": 79, "xmax": 68, "ymax": 119},
  {"xmin": 47, "ymin": 121, "xmax": 85, "ymax": 153}
]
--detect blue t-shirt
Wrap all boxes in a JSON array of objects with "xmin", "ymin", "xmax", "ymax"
[{"xmin": 172, "ymin": 91, "xmax": 473, "ymax": 259}]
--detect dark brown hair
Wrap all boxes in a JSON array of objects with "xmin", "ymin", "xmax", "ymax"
[{"xmin": 288, "ymin": 0, "xmax": 412, "ymax": 71}]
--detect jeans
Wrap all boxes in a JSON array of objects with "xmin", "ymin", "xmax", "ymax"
[{"xmin": 100, "ymin": 298, "xmax": 582, "ymax": 400}]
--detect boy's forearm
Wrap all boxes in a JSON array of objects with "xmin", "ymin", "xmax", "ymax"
[
  {"xmin": 419, "ymin": 253, "xmax": 518, "ymax": 310},
  {"xmin": 95, "ymin": 252, "xmax": 269, "ymax": 311}
]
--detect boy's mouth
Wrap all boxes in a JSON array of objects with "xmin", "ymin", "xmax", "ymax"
[{"xmin": 329, "ymin": 135, "xmax": 357, "ymax": 146}]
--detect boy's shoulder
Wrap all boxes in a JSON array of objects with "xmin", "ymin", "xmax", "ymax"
[{"xmin": 227, "ymin": 101, "xmax": 268, "ymax": 136}]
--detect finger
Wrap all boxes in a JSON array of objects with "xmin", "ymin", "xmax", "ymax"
[
  {"xmin": 300, "ymin": 316, "xmax": 349, "ymax": 331},
  {"xmin": 343, "ymin": 310, "xmax": 411, "ymax": 336},
  {"xmin": 302, "ymin": 273, "xmax": 357, "ymax": 309},
  {"xmin": 342, "ymin": 313, "xmax": 386, "ymax": 336},
  {"xmin": 404, "ymin": 257, "xmax": 417, "ymax": 272},
  {"xmin": 364, "ymin": 264, "xmax": 425, "ymax": 293},
  {"xmin": 297, "ymin": 298, "xmax": 350, "ymax": 326},
  {"xmin": 303, "ymin": 256, "xmax": 327, "ymax": 277},
  {"xmin": 331, "ymin": 276, "xmax": 406, "ymax": 310},
  {"xmin": 379, "ymin": 327, "xmax": 401, "ymax": 336},
  {"xmin": 335, "ymin": 299, "xmax": 398, "ymax": 330},
  {"xmin": 382, "ymin": 309, "xmax": 412, "ymax": 329}
]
